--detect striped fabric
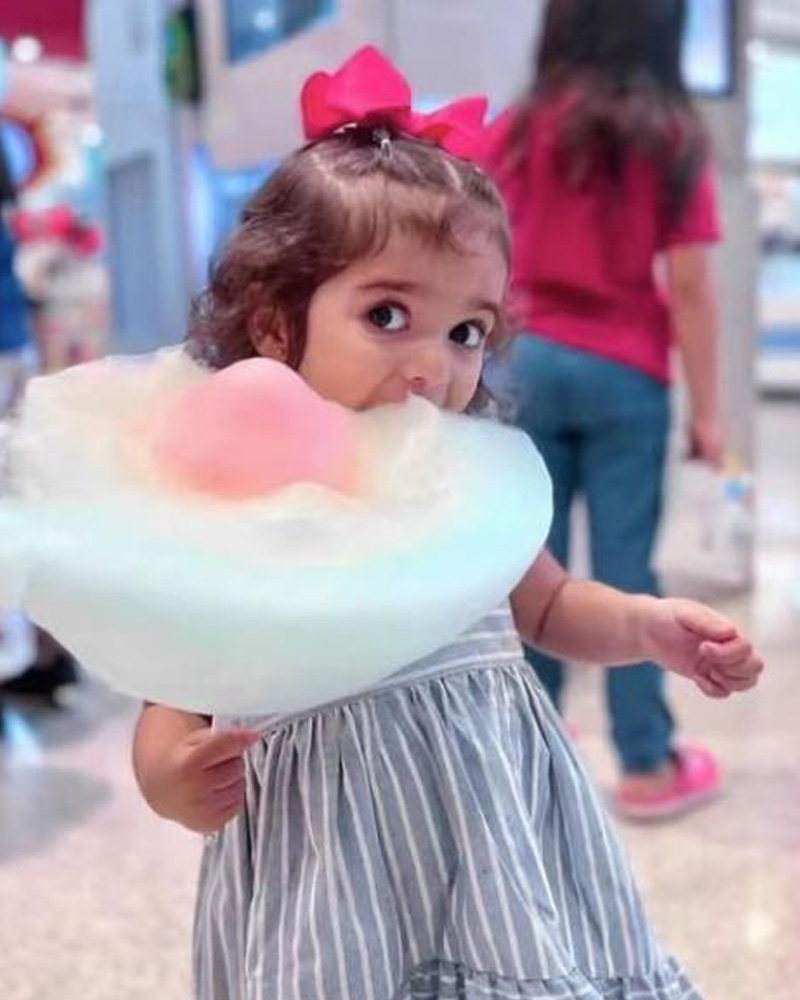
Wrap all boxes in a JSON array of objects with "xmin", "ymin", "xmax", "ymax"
[{"xmin": 193, "ymin": 607, "xmax": 702, "ymax": 1000}]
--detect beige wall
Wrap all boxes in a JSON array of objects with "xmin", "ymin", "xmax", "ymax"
[
  {"xmin": 386, "ymin": 0, "xmax": 541, "ymax": 106},
  {"xmin": 195, "ymin": 0, "xmax": 389, "ymax": 168}
]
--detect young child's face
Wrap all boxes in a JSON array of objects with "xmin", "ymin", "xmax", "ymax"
[{"xmin": 297, "ymin": 231, "xmax": 507, "ymax": 413}]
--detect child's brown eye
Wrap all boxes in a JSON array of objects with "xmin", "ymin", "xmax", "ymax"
[
  {"xmin": 368, "ymin": 303, "xmax": 408, "ymax": 331},
  {"xmin": 450, "ymin": 321, "xmax": 486, "ymax": 349}
]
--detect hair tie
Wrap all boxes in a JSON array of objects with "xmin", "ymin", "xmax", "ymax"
[{"xmin": 372, "ymin": 127, "xmax": 393, "ymax": 157}]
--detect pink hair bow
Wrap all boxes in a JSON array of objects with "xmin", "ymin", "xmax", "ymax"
[{"xmin": 301, "ymin": 46, "xmax": 488, "ymax": 160}]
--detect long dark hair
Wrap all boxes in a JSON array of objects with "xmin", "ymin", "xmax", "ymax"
[{"xmin": 504, "ymin": 0, "xmax": 709, "ymax": 220}]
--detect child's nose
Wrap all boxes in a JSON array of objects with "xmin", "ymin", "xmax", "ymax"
[{"xmin": 404, "ymin": 343, "xmax": 451, "ymax": 396}]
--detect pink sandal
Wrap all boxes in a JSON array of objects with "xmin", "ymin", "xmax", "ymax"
[{"xmin": 614, "ymin": 746, "xmax": 721, "ymax": 821}]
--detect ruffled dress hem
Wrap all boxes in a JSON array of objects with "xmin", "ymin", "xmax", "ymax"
[{"xmin": 397, "ymin": 957, "xmax": 701, "ymax": 1000}]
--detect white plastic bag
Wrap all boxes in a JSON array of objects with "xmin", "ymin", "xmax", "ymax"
[{"xmin": 653, "ymin": 459, "xmax": 755, "ymax": 596}]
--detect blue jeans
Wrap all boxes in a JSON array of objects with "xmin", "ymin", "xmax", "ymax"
[{"xmin": 510, "ymin": 336, "xmax": 674, "ymax": 775}]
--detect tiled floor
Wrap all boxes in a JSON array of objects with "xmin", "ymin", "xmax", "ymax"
[{"xmin": 1, "ymin": 400, "xmax": 799, "ymax": 1000}]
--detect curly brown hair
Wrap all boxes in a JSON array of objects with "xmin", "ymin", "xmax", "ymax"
[{"xmin": 187, "ymin": 126, "xmax": 512, "ymax": 412}]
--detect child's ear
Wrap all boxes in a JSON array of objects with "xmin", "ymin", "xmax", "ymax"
[{"xmin": 248, "ymin": 302, "xmax": 290, "ymax": 362}]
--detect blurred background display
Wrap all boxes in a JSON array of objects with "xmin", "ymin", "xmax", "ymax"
[
  {"xmin": 683, "ymin": 0, "xmax": 736, "ymax": 97},
  {"xmin": 224, "ymin": 0, "xmax": 337, "ymax": 63}
]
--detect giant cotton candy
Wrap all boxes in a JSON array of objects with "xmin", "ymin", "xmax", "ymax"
[{"xmin": 0, "ymin": 348, "xmax": 552, "ymax": 715}]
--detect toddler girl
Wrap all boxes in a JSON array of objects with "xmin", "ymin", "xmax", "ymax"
[{"xmin": 133, "ymin": 48, "xmax": 762, "ymax": 1000}]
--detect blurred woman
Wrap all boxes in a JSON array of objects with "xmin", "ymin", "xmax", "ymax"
[{"xmin": 483, "ymin": 0, "xmax": 723, "ymax": 819}]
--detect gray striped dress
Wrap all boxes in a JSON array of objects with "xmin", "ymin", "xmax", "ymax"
[{"xmin": 193, "ymin": 605, "xmax": 702, "ymax": 1000}]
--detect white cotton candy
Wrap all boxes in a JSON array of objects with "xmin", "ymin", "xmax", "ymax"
[{"xmin": 0, "ymin": 349, "xmax": 552, "ymax": 715}]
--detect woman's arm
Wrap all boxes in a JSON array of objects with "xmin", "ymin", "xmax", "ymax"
[
  {"xmin": 666, "ymin": 244, "xmax": 723, "ymax": 466},
  {"xmin": 511, "ymin": 551, "xmax": 762, "ymax": 696}
]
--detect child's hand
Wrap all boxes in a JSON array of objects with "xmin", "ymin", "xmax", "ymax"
[
  {"xmin": 642, "ymin": 597, "xmax": 764, "ymax": 698},
  {"xmin": 151, "ymin": 726, "xmax": 260, "ymax": 835}
]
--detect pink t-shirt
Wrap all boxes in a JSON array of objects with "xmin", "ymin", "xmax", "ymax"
[{"xmin": 482, "ymin": 104, "xmax": 721, "ymax": 383}]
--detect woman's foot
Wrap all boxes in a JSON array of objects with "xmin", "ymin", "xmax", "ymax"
[{"xmin": 614, "ymin": 746, "xmax": 720, "ymax": 821}]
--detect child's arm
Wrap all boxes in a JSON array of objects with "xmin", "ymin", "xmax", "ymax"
[
  {"xmin": 133, "ymin": 703, "xmax": 259, "ymax": 834},
  {"xmin": 512, "ymin": 551, "xmax": 763, "ymax": 697}
]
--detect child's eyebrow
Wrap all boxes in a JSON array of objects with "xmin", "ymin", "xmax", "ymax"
[
  {"xmin": 356, "ymin": 279, "xmax": 421, "ymax": 295},
  {"xmin": 356, "ymin": 280, "xmax": 501, "ymax": 320}
]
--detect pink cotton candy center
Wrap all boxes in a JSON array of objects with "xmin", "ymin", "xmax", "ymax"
[{"xmin": 148, "ymin": 359, "xmax": 356, "ymax": 499}]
